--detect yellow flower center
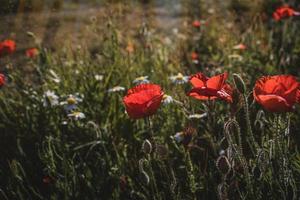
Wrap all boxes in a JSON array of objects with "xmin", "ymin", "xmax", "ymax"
[
  {"xmin": 162, "ymin": 94, "xmax": 169, "ymax": 100},
  {"xmin": 67, "ymin": 97, "xmax": 76, "ymax": 105},
  {"xmin": 72, "ymin": 112, "xmax": 81, "ymax": 116},
  {"xmin": 176, "ymin": 73, "xmax": 184, "ymax": 80},
  {"xmin": 135, "ymin": 76, "xmax": 146, "ymax": 81}
]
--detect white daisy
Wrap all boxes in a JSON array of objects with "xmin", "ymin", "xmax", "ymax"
[
  {"xmin": 162, "ymin": 94, "xmax": 174, "ymax": 105},
  {"xmin": 169, "ymin": 73, "xmax": 189, "ymax": 84},
  {"xmin": 60, "ymin": 94, "xmax": 83, "ymax": 112},
  {"xmin": 228, "ymin": 54, "xmax": 243, "ymax": 61},
  {"xmin": 43, "ymin": 90, "xmax": 59, "ymax": 107},
  {"xmin": 132, "ymin": 76, "xmax": 150, "ymax": 85},
  {"xmin": 48, "ymin": 69, "xmax": 61, "ymax": 83},
  {"xmin": 67, "ymin": 111, "xmax": 85, "ymax": 120},
  {"xmin": 108, "ymin": 86, "xmax": 125, "ymax": 93},
  {"xmin": 188, "ymin": 113, "xmax": 208, "ymax": 119},
  {"xmin": 94, "ymin": 74, "xmax": 104, "ymax": 81},
  {"xmin": 174, "ymin": 132, "xmax": 184, "ymax": 143}
]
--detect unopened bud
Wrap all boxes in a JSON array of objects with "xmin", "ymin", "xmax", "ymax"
[
  {"xmin": 216, "ymin": 156, "xmax": 231, "ymax": 175},
  {"xmin": 142, "ymin": 139, "xmax": 152, "ymax": 154},
  {"xmin": 233, "ymin": 73, "xmax": 246, "ymax": 94}
]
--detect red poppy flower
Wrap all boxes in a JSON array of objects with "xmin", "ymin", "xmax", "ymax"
[
  {"xmin": 0, "ymin": 39, "xmax": 16, "ymax": 56},
  {"xmin": 187, "ymin": 72, "xmax": 233, "ymax": 103},
  {"xmin": 191, "ymin": 52, "xmax": 199, "ymax": 61},
  {"xmin": 192, "ymin": 20, "xmax": 201, "ymax": 28},
  {"xmin": 253, "ymin": 75, "xmax": 300, "ymax": 112},
  {"xmin": 272, "ymin": 6, "xmax": 300, "ymax": 21},
  {"xmin": 42, "ymin": 176, "xmax": 52, "ymax": 184},
  {"xmin": 123, "ymin": 84, "xmax": 164, "ymax": 119},
  {"xmin": 233, "ymin": 43, "xmax": 247, "ymax": 50},
  {"xmin": 298, "ymin": 88, "xmax": 300, "ymax": 103},
  {"xmin": 26, "ymin": 48, "xmax": 39, "ymax": 58},
  {"xmin": 0, "ymin": 73, "xmax": 5, "ymax": 87}
]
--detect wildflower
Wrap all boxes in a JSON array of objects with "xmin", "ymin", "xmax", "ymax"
[
  {"xmin": 126, "ymin": 42, "xmax": 134, "ymax": 53},
  {"xmin": 253, "ymin": 75, "xmax": 300, "ymax": 112},
  {"xmin": 48, "ymin": 70, "xmax": 61, "ymax": 83},
  {"xmin": 68, "ymin": 111, "xmax": 86, "ymax": 120},
  {"xmin": 233, "ymin": 43, "xmax": 246, "ymax": 50},
  {"xmin": 191, "ymin": 52, "xmax": 199, "ymax": 64},
  {"xmin": 119, "ymin": 175, "xmax": 128, "ymax": 191},
  {"xmin": 25, "ymin": 48, "xmax": 39, "ymax": 58},
  {"xmin": 172, "ymin": 28, "xmax": 179, "ymax": 35},
  {"xmin": 108, "ymin": 86, "xmax": 125, "ymax": 93},
  {"xmin": 94, "ymin": 74, "xmax": 104, "ymax": 81},
  {"xmin": 169, "ymin": 73, "xmax": 189, "ymax": 84},
  {"xmin": 162, "ymin": 94, "xmax": 174, "ymax": 105},
  {"xmin": 188, "ymin": 113, "xmax": 208, "ymax": 119},
  {"xmin": 173, "ymin": 126, "xmax": 196, "ymax": 145},
  {"xmin": 192, "ymin": 20, "xmax": 201, "ymax": 28},
  {"xmin": 42, "ymin": 176, "xmax": 53, "ymax": 184},
  {"xmin": 208, "ymin": 8, "xmax": 215, "ymax": 14},
  {"xmin": 133, "ymin": 76, "xmax": 150, "ymax": 85},
  {"xmin": 123, "ymin": 84, "xmax": 164, "ymax": 119},
  {"xmin": 0, "ymin": 73, "xmax": 6, "ymax": 87},
  {"xmin": 60, "ymin": 94, "xmax": 83, "ymax": 112},
  {"xmin": 43, "ymin": 90, "xmax": 59, "ymax": 107},
  {"xmin": 187, "ymin": 72, "xmax": 233, "ymax": 103},
  {"xmin": 272, "ymin": 5, "xmax": 300, "ymax": 21},
  {"xmin": 228, "ymin": 54, "xmax": 243, "ymax": 61},
  {"xmin": 142, "ymin": 139, "xmax": 152, "ymax": 154},
  {"xmin": 0, "ymin": 39, "xmax": 16, "ymax": 56}
]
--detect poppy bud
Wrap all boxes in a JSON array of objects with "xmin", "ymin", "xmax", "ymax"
[
  {"xmin": 142, "ymin": 139, "xmax": 152, "ymax": 154},
  {"xmin": 233, "ymin": 73, "xmax": 246, "ymax": 94},
  {"xmin": 155, "ymin": 144, "xmax": 168, "ymax": 158},
  {"xmin": 216, "ymin": 156, "xmax": 231, "ymax": 175},
  {"xmin": 140, "ymin": 171, "xmax": 150, "ymax": 185}
]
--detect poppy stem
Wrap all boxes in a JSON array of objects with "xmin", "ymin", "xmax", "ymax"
[
  {"xmin": 185, "ymin": 150, "xmax": 197, "ymax": 200},
  {"xmin": 145, "ymin": 116, "xmax": 154, "ymax": 139},
  {"xmin": 274, "ymin": 114, "xmax": 284, "ymax": 157},
  {"xmin": 242, "ymin": 94, "xmax": 259, "ymax": 156}
]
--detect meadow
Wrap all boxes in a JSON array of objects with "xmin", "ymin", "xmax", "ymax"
[{"xmin": 0, "ymin": 0, "xmax": 300, "ymax": 199}]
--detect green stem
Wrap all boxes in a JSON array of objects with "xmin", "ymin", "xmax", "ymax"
[
  {"xmin": 242, "ymin": 94, "xmax": 259, "ymax": 156},
  {"xmin": 185, "ymin": 151, "xmax": 197, "ymax": 200}
]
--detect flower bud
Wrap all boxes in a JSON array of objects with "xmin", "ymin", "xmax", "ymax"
[
  {"xmin": 142, "ymin": 139, "xmax": 152, "ymax": 154},
  {"xmin": 216, "ymin": 156, "xmax": 231, "ymax": 175},
  {"xmin": 233, "ymin": 73, "xmax": 246, "ymax": 94},
  {"xmin": 155, "ymin": 144, "xmax": 168, "ymax": 158}
]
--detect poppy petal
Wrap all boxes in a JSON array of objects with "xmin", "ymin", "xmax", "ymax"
[
  {"xmin": 189, "ymin": 73, "xmax": 207, "ymax": 88},
  {"xmin": 206, "ymin": 72, "xmax": 228, "ymax": 90},
  {"xmin": 256, "ymin": 94, "xmax": 292, "ymax": 112}
]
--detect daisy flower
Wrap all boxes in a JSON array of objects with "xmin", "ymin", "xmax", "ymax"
[
  {"xmin": 60, "ymin": 94, "xmax": 83, "ymax": 112},
  {"xmin": 174, "ymin": 132, "xmax": 184, "ymax": 143},
  {"xmin": 48, "ymin": 70, "xmax": 61, "ymax": 83},
  {"xmin": 188, "ymin": 113, "xmax": 208, "ymax": 119},
  {"xmin": 228, "ymin": 54, "xmax": 243, "ymax": 61},
  {"xmin": 68, "ymin": 111, "xmax": 85, "ymax": 120},
  {"xmin": 43, "ymin": 90, "xmax": 59, "ymax": 107},
  {"xmin": 169, "ymin": 73, "xmax": 189, "ymax": 84},
  {"xmin": 95, "ymin": 74, "xmax": 104, "ymax": 81},
  {"xmin": 108, "ymin": 86, "xmax": 126, "ymax": 93},
  {"xmin": 162, "ymin": 94, "xmax": 174, "ymax": 105},
  {"xmin": 173, "ymin": 126, "xmax": 196, "ymax": 145},
  {"xmin": 133, "ymin": 76, "xmax": 150, "ymax": 85}
]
